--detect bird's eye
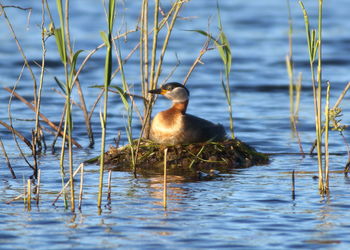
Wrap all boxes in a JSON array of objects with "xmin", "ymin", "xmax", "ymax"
[{"xmin": 164, "ymin": 85, "xmax": 172, "ymax": 91}]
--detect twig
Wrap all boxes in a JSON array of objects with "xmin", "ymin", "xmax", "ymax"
[
  {"xmin": 0, "ymin": 120, "xmax": 32, "ymax": 150},
  {"xmin": 27, "ymin": 179, "xmax": 31, "ymax": 211},
  {"xmin": 78, "ymin": 163, "xmax": 84, "ymax": 211},
  {"xmin": 0, "ymin": 5, "xmax": 38, "ymax": 112},
  {"xmin": 31, "ymin": 130, "xmax": 38, "ymax": 179},
  {"xmin": 163, "ymin": 148, "xmax": 168, "ymax": 208},
  {"xmin": 4, "ymin": 87, "xmax": 82, "ymax": 148},
  {"xmin": 6, "ymin": 194, "xmax": 24, "ymax": 204},
  {"xmin": 36, "ymin": 169, "xmax": 41, "ymax": 206},
  {"xmin": 310, "ymin": 81, "xmax": 350, "ymax": 154},
  {"xmin": 51, "ymin": 103, "xmax": 66, "ymax": 152},
  {"xmin": 52, "ymin": 163, "xmax": 84, "ymax": 206},
  {"xmin": 292, "ymin": 170, "xmax": 295, "ymax": 200},
  {"xmin": 7, "ymin": 66, "xmax": 34, "ymax": 170},
  {"xmin": 183, "ymin": 38, "xmax": 210, "ymax": 85},
  {"xmin": 107, "ymin": 170, "xmax": 112, "ymax": 206},
  {"xmin": 0, "ymin": 138, "xmax": 16, "ymax": 178}
]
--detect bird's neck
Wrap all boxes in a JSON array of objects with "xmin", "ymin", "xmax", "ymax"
[{"xmin": 170, "ymin": 100, "xmax": 188, "ymax": 114}]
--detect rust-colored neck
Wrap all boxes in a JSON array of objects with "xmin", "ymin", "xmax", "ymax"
[{"xmin": 170, "ymin": 100, "xmax": 188, "ymax": 114}]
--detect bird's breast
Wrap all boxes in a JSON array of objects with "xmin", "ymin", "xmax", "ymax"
[{"xmin": 150, "ymin": 111, "xmax": 185, "ymax": 144}]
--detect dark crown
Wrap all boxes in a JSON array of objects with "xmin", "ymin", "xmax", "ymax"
[{"xmin": 161, "ymin": 82, "xmax": 190, "ymax": 96}]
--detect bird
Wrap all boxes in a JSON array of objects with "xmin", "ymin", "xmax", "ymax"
[{"xmin": 148, "ymin": 82, "xmax": 226, "ymax": 145}]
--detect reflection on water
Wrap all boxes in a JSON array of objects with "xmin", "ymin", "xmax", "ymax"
[{"xmin": 1, "ymin": 0, "xmax": 350, "ymax": 249}]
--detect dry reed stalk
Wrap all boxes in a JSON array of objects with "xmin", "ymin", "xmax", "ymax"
[
  {"xmin": 52, "ymin": 104, "xmax": 66, "ymax": 152},
  {"xmin": 6, "ymin": 194, "xmax": 24, "ymax": 204},
  {"xmin": 292, "ymin": 170, "xmax": 295, "ymax": 200},
  {"xmin": 6, "ymin": 69, "xmax": 35, "ymax": 171},
  {"xmin": 31, "ymin": 130, "xmax": 38, "ymax": 178},
  {"xmin": 324, "ymin": 82, "xmax": 330, "ymax": 190},
  {"xmin": 0, "ymin": 138, "xmax": 16, "ymax": 179},
  {"xmin": 0, "ymin": 120, "xmax": 32, "ymax": 150},
  {"xmin": 36, "ymin": 169, "xmax": 41, "ymax": 206},
  {"xmin": 183, "ymin": 39, "xmax": 210, "ymax": 86},
  {"xmin": 23, "ymin": 176, "xmax": 26, "ymax": 206},
  {"xmin": 153, "ymin": 2, "xmax": 183, "ymax": 88},
  {"xmin": 32, "ymin": 0, "xmax": 47, "ymax": 156},
  {"xmin": 163, "ymin": 148, "xmax": 168, "ymax": 208},
  {"xmin": 0, "ymin": 5, "xmax": 38, "ymax": 106},
  {"xmin": 3, "ymin": 87, "xmax": 82, "ymax": 148},
  {"xmin": 27, "ymin": 179, "xmax": 31, "ymax": 211},
  {"xmin": 52, "ymin": 162, "xmax": 84, "ymax": 206},
  {"xmin": 107, "ymin": 170, "xmax": 112, "ymax": 206},
  {"xmin": 310, "ymin": 81, "xmax": 350, "ymax": 154},
  {"xmin": 78, "ymin": 163, "xmax": 84, "ymax": 211},
  {"xmin": 140, "ymin": 0, "xmax": 149, "ymax": 100}
]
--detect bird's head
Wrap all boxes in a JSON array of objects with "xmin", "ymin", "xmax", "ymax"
[{"xmin": 149, "ymin": 82, "xmax": 189, "ymax": 103}]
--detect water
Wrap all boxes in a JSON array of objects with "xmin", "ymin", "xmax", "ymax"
[{"xmin": 1, "ymin": 0, "xmax": 350, "ymax": 249}]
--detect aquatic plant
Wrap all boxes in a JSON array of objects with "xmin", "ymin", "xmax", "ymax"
[
  {"xmin": 98, "ymin": 0, "xmax": 116, "ymax": 209},
  {"xmin": 299, "ymin": 0, "xmax": 328, "ymax": 193},
  {"xmin": 285, "ymin": 0, "xmax": 303, "ymax": 155},
  {"xmin": 191, "ymin": 3, "xmax": 233, "ymax": 139}
]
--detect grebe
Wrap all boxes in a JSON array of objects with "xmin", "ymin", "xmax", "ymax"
[{"xmin": 149, "ymin": 82, "xmax": 226, "ymax": 145}]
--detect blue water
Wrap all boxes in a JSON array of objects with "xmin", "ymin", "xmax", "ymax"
[{"xmin": 1, "ymin": 0, "xmax": 350, "ymax": 249}]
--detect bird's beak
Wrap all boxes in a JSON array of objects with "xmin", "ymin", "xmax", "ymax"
[{"xmin": 148, "ymin": 88, "xmax": 167, "ymax": 95}]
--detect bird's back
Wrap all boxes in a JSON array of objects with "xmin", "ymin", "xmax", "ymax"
[{"xmin": 182, "ymin": 114, "xmax": 226, "ymax": 143}]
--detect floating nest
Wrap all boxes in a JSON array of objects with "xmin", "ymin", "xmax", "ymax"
[{"xmin": 88, "ymin": 139, "xmax": 269, "ymax": 179}]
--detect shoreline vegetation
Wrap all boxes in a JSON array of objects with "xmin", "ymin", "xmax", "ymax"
[{"xmin": 0, "ymin": 0, "xmax": 349, "ymax": 211}]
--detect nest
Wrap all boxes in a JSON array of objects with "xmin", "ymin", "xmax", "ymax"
[{"xmin": 89, "ymin": 139, "xmax": 269, "ymax": 179}]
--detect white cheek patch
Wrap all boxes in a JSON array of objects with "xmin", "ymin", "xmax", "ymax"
[{"xmin": 170, "ymin": 87, "xmax": 189, "ymax": 103}]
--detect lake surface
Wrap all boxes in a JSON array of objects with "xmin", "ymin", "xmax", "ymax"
[{"xmin": 1, "ymin": 0, "xmax": 350, "ymax": 249}]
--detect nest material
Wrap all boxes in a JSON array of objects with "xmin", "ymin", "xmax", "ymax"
[{"xmin": 97, "ymin": 139, "xmax": 269, "ymax": 178}]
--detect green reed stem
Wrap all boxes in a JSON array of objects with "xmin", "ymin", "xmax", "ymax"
[
  {"xmin": 33, "ymin": 0, "xmax": 47, "ymax": 160},
  {"xmin": 299, "ymin": 0, "xmax": 326, "ymax": 193},
  {"xmin": 217, "ymin": 3, "xmax": 233, "ymax": 139},
  {"xmin": 286, "ymin": 0, "xmax": 295, "ymax": 125},
  {"xmin": 324, "ymin": 81, "xmax": 330, "ymax": 190},
  {"xmin": 317, "ymin": 0, "xmax": 324, "ymax": 193},
  {"xmin": 98, "ymin": 0, "xmax": 115, "ymax": 209},
  {"xmin": 55, "ymin": 0, "xmax": 77, "ymax": 211}
]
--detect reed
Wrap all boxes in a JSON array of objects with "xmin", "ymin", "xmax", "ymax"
[
  {"xmin": 141, "ymin": 0, "xmax": 185, "ymax": 139},
  {"xmin": 113, "ymin": 40, "xmax": 136, "ymax": 174},
  {"xmin": 324, "ymin": 82, "xmax": 330, "ymax": 190},
  {"xmin": 292, "ymin": 170, "xmax": 295, "ymax": 200},
  {"xmin": 217, "ymin": 5, "xmax": 234, "ymax": 139},
  {"xmin": 299, "ymin": 0, "xmax": 328, "ymax": 193},
  {"xmin": 107, "ymin": 170, "xmax": 112, "ymax": 207},
  {"xmin": 27, "ymin": 179, "xmax": 32, "ymax": 211},
  {"xmin": 0, "ymin": 138, "xmax": 16, "ymax": 179},
  {"xmin": 36, "ymin": 169, "xmax": 41, "ymax": 206},
  {"xmin": 132, "ymin": 0, "xmax": 186, "ymax": 175},
  {"xmin": 97, "ymin": 0, "xmax": 116, "ymax": 209},
  {"xmin": 54, "ymin": 0, "xmax": 85, "ymax": 211},
  {"xmin": 52, "ymin": 163, "xmax": 84, "ymax": 206},
  {"xmin": 163, "ymin": 148, "xmax": 168, "ymax": 208},
  {"xmin": 285, "ymin": 1, "xmax": 304, "ymax": 155},
  {"xmin": 286, "ymin": 0, "xmax": 295, "ymax": 124},
  {"xmin": 192, "ymin": 4, "xmax": 233, "ymax": 139},
  {"xmin": 78, "ymin": 163, "xmax": 84, "ymax": 211},
  {"xmin": 31, "ymin": 0, "xmax": 47, "ymax": 160}
]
